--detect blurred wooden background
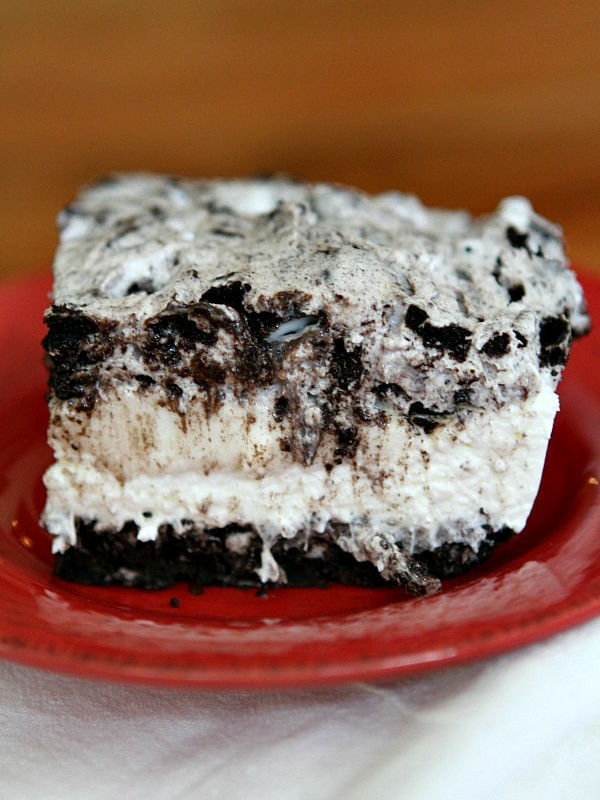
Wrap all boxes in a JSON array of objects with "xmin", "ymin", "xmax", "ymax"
[{"xmin": 1, "ymin": 0, "xmax": 599, "ymax": 283}]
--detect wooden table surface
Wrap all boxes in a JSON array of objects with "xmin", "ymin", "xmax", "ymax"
[{"xmin": 1, "ymin": 0, "xmax": 599, "ymax": 282}]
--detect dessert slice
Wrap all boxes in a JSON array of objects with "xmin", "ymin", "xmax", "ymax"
[{"xmin": 41, "ymin": 175, "xmax": 590, "ymax": 594}]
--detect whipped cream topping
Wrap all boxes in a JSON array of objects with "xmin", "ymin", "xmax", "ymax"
[{"xmin": 50, "ymin": 175, "xmax": 589, "ymax": 416}]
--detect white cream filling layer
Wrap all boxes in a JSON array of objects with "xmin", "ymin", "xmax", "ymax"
[{"xmin": 42, "ymin": 382, "xmax": 559, "ymax": 580}]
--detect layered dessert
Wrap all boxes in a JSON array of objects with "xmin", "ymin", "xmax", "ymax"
[{"xmin": 41, "ymin": 175, "xmax": 590, "ymax": 594}]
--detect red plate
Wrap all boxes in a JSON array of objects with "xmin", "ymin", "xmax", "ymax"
[{"xmin": 0, "ymin": 271, "xmax": 599, "ymax": 688}]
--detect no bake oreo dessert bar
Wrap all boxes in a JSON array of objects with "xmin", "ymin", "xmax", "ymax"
[{"xmin": 41, "ymin": 175, "xmax": 590, "ymax": 594}]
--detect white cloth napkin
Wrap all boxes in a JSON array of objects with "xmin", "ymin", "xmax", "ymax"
[{"xmin": 1, "ymin": 615, "xmax": 599, "ymax": 800}]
